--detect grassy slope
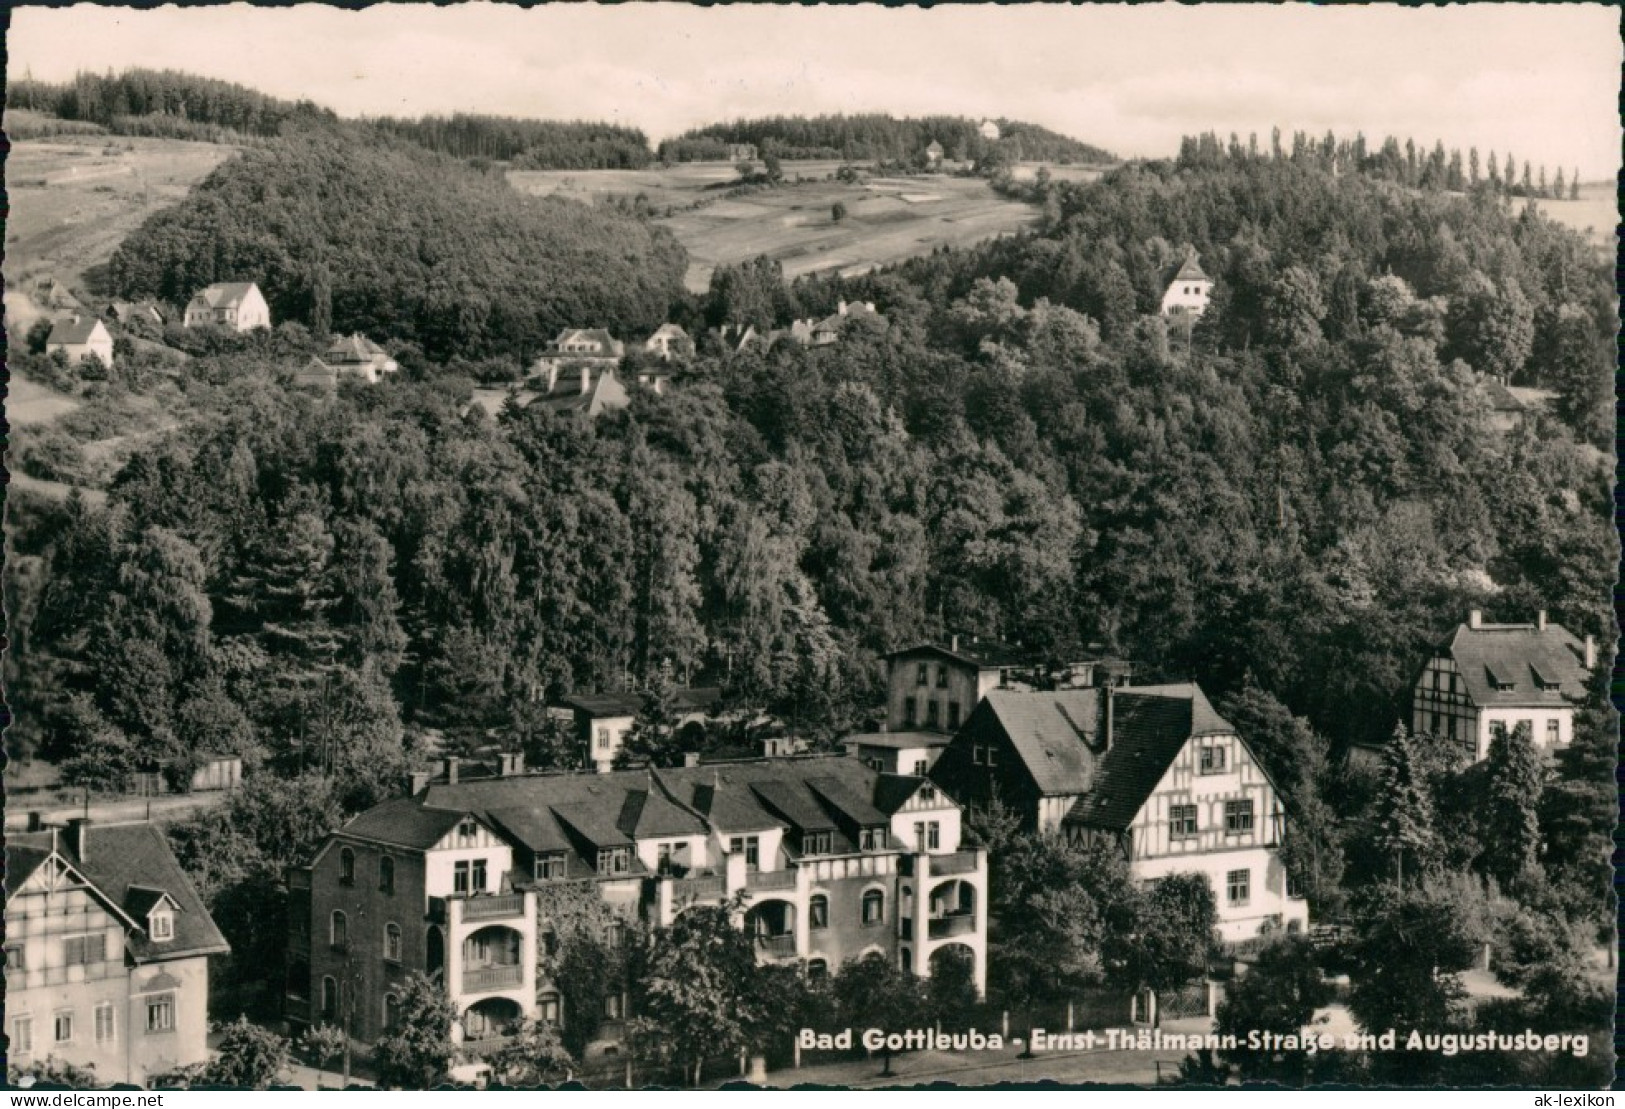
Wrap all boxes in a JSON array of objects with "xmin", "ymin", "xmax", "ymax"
[{"xmin": 510, "ymin": 160, "xmax": 1091, "ymax": 292}]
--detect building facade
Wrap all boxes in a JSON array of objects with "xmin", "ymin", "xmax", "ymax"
[
  {"xmin": 288, "ymin": 755, "xmax": 987, "ymax": 1054},
  {"xmin": 931, "ymin": 683, "xmax": 1307, "ymax": 944},
  {"xmin": 183, "ymin": 282, "xmax": 271, "ymax": 331},
  {"xmin": 4, "ymin": 820, "xmax": 229, "ymax": 1086},
  {"xmin": 45, "ymin": 317, "xmax": 115, "ymax": 368},
  {"xmin": 1410, "ymin": 609, "xmax": 1595, "ymax": 762},
  {"xmin": 1159, "ymin": 254, "xmax": 1214, "ymax": 318}
]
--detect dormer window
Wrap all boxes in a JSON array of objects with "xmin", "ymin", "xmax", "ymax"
[
  {"xmin": 801, "ymin": 831, "xmax": 834, "ymax": 856},
  {"xmin": 150, "ymin": 909, "xmax": 174, "ymax": 942}
]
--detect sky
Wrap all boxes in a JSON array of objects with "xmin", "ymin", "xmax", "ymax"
[{"xmin": 9, "ymin": 3, "xmax": 1622, "ymax": 177}]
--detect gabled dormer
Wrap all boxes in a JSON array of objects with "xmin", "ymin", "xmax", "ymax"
[{"xmin": 127, "ymin": 887, "xmax": 182, "ymax": 943}]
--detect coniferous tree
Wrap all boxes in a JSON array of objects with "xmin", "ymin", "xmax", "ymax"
[
  {"xmin": 1481, "ymin": 721, "xmax": 1544, "ymax": 888},
  {"xmin": 1372, "ymin": 724, "xmax": 1439, "ymax": 886},
  {"xmin": 1569, "ymin": 167, "xmax": 1580, "ymax": 199}
]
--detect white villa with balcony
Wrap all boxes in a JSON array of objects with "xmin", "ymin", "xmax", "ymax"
[{"xmin": 287, "ymin": 753, "xmax": 986, "ymax": 1057}]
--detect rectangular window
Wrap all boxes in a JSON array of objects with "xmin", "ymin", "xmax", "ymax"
[
  {"xmin": 1546, "ymin": 719, "xmax": 1560, "ymax": 745},
  {"xmin": 926, "ymin": 701, "xmax": 940, "ymax": 728},
  {"xmin": 918, "ymin": 784, "xmax": 937, "ymax": 802},
  {"xmin": 1448, "ymin": 672, "xmax": 1458, "ymax": 694},
  {"xmin": 1199, "ymin": 745, "xmax": 1227, "ymax": 774},
  {"xmin": 597, "ymin": 848, "xmax": 631, "ymax": 874},
  {"xmin": 947, "ymin": 702, "xmax": 961, "ymax": 730},
  {"xmin": 802, "ymin": 831, "xmax": 833, "ymax": 856},
  {"xmin": 936, "ymin": 665, "xmax": 949, "ymax": 689},
  {"xmin": 64, "ymin": 934, "xmax": 106, "ymax": 966},
  {"xmin": 458, "ymin": 820, "xmax": 478, "ymax": 845},
  {"xmin": 596, "ymin": 728, "xmax": 611, "ymax": 750},
  {"xmin": 471, "ymin": 859, "xmax": 488, "ymax": 891},
  {"xmin": 146, "ymin": 996, "xmax": 175, "ymax": 1034},
  {"xmin": 453, "ymin": 861, "xmax": 470, "ymax": 894},
  {"xmin": 657, "ymin": 843, "xmax": 674, "ymax": 873},
  {"xmin": 95, "ymin": 1004, "xmax": 115, "ymax": 1044},
  {"xmin": 1168, "ymin": 804, "xmax": 1198, "ymax": 839},
  {"xmin": 535, "ymin": 855, "xmax": 566, "ymax": 881},
  {"xmin": 5, "ymin": 943, "xmax": 24, "ymax": 970},
  {"xmin": 1224, "ymin": 800, "xmax": 1255, "ymax": 835},
  {"xmin": 1287, "ymin": 873, "xmax": 1305, "ymax": 900},
  {"xmin": 913, "ymin": 762, "xmax": 930, "ymax": 779},
  {"xmin": 903, "ymin": 697, "xmax": 917, "ymax": 726},
  {"xmin": 859, "ymin": 828, "xmax": 884, "ymax": 851},
  {"xmin": 730, "ymin": 836, "xmax": 760, "ymax": 869},
  {"xmin": 150, "ymin": 912, "xmax": 173, "ymax": 941},
  {"xmin": 972, "ymin": 745, "xmax": 984, "ymax": 766},
  {"xmin": 54, "ymin": 1013, "xmax": 73, "ymax": 1044},
  {"xmin": 916, "ymin": 663, "xmax": 929, "ymax": 686},
  {"xmin": 927, "ymin": 822, "xmax": 941, "ymax": 850},
  {"xmin": 11, "ymin": 1017, "xmax": 32, "ymax": 1056},
  {"xmin": 985, "ymin": 746, "xmax": 996, "ymax": 767},
  {"xmin": 1226, "ymin": 869, "xmax": 1250, "ymax": 906}
]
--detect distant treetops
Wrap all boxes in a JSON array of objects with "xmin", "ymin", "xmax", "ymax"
[{"xmin": 658, "ymin": 113, "xmax": 1114, "ymax": 166}]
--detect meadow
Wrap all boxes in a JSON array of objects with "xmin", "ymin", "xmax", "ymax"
[
  {"xmin": 1526, "ymin": 182, "xmax": 1617, "ymax": 258},
  {"xmin": 511, "ymin": 160, "xmax": 1064, "ymax": 292}
]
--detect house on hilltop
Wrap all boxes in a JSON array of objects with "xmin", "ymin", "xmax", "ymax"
[
  {"xmin": 286, "ymin": 755, "xmax": 987, "ymax": 1051},
  {"xmin": 930, "ymin": 682, "xmax": 1307, "ymax": 943},
  {"xmin": 1160, "ymin": 252, "xmax": 1215, "ymax": 319},
  {"xmin": 811, "ymin": 300, "xmax": 886, "ymax": 345},
  {"xmin": 183, "ymin": 281, "xmax": 271, "ymax": 332},
  {"xmin": 46, "ymin": 316, "xmax": 114, "ymax": 368},
  {"xmin": 1410, "ymin": 609, "xmax": 1595, "ymax": 763},
  {"xmin": 643, "ymin": 323, "xmax": 694, "ymax": 364},
  {"xmin": 4, "ymin": 819, "xmax": 230, "ymax": 1085},
  {"xmin": 566, "ymin": 687, "xmax": 724, "ymax": 773}
]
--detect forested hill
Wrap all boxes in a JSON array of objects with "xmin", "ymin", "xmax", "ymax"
[
  {"xmin": 659, "ymin": 113, "xmax": 1115, "ymax": 163},
  {"xmin": 7, "ymin": 68, "xmax": 337, "ymax": 143},
  {"xmin": 366, "ymin": 114, "xmax": 654, "ymax": 169},
  {"xmin": 105, "ymin": 123, "xmax": 687, "ymax": 361}
]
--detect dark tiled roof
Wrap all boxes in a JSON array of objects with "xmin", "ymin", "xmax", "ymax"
[
  {"xmin": 979, "ymin": 689, "xmax": 1104, "ymax": 794},
  {"xmin": 873, "ymin": 773, "xmax": 928, "ymax": 815},
  {"xmin": 14, "ymin": 824, "xmax": 231, "ymax": 962},
  {"xmin": 3, "ymin": 843, "xmax": 51, "ymax": 898},
  {"xmin": 565, "ymin": 692, "xmax": 644, "ymax": 717},
  {"xmin": 124, "ymin": 885, "xmax": 174, "ymax": 921},
  {"xmin": 617, "ymin": 786, "xmax": 709, "ymax": 839},
  {"xmin": 1443, "ymin": 620, "xmax": 1590, "ymax": 708},
  {"xmin": 48, "ymin": 317, "xmax": 107, "ymax": 345},
  {"xmin": 342, "ymin": 798, "xmax": 466, "ymax": 849},
  {"xmin": 886, "ymin": 638, "xmax": 1035, "ymax": 669},
  {"xmin": 806, "ymin": 776, "xmax": 890, "ymax": 827},
  {"xmin": 1166, "ymin": 253, "xmax": 1211, "ymax": 285},
  {"xmin": 325, "ymin": 333, "xmax": 390, "ymax": 364},
  {"xmin": 552, "ymin": 802, "xmax": 634, "ymax": 849},
  {"xmin": 1064, "ymin": 686, "xmax": 1237, "ymax": 831},
  {"xmin": 751, "ymin": 780, "xmax": 837, "ymax": 832}
]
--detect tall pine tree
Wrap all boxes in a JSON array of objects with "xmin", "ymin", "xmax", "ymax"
[
  {"xmin": 1373, "ymin": 723, "xmax": 1439, "ymax": 887},
  {"xmin": 1481, "ymin": 721, "xmax": 1544, "ymax": 888}
]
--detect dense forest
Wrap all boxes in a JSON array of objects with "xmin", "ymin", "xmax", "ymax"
[
  {"xmin": 659, "ymin": 113, "xmax": 1114, "ymax": 164},
  {"xmin": 104, "ymin": 124, "xmax": 688, "ymax": 362},
  {"xmin": 7, "ymin": 68, "xmax": 337, "ymax": 142},
  {"xmin": 367, "ymin": 113, "xmax": 654, "ymax": 168}
]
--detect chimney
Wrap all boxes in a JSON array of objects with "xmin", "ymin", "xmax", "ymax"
[
  {"xmin": 1101, "ymin": 685, "xmax": 1115, "ymax": 752},
  {"xmin": 1468, "ymin": 609, "xmax": 1483, "ymax": 629},
  {"xmin": 445, "ymin": 757, "xmax": 460, "ymax": 785},
  {"xmin": 838, "ymin": 299, "xmax": 849, "ymax": 316},
  {"xmin": 408, "ymin": 771, "xmax": 430, "ymax": 795},
  {"xmin": 67, "ymin": 817, "xmax": 93, "ymax": 862},
  {"xmin": 1536, "ymin": 610, "xmax": 1548, "ymax": 631},
  {"xmin": 951, "ymin": 634, "xmax": 960, "ymax": 652},
  {"xmin": 1585, "ymin": 635, "xmax": 1596, "ymax": 669},
  {"xmin": 683, "ymin": 752, "xmax": 701, "ymax": 769}
]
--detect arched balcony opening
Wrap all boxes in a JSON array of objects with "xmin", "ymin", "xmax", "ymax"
[
  {"xmin": 744, "ymin": 899, "xmax": 796, "ymax": 958},
  {"xmin": 462, "ymin": 925, "xmax": 524, "ymax": 994},
  {"xmin": 463, "ymin": 997, "xmax": 523, "ymax": 1044},
  {"xmin": 927, "ymin": 879, "xmax": 977, "ymax": 939}
]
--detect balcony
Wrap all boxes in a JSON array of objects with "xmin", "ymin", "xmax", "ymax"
[
  {"xmin": 462, "ymin": 964, "xmax": 524, "ymax": 993},
  {"xmin": 460, "ymin": 894, "xmax": 526, "ymax": 922},
  {"xmin": 929, "ymin": 851, "xmax": 980, "ymax": 876},
  {"xmin": 671, "ymin": 873, "xmax": 726, "ymax": 901},
  {"xmin": 754, "ymin": 933, "xmax": 797, "ymax": 958},
  {"xmin": 928, "ymin": 913, "xmax": 977, "ymax": 940},
  {"xmin": 747, "ymin": 868, "xmax": 798, "ymax": 893}
]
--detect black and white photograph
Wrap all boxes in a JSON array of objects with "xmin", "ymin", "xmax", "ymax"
[{"xmin": 2, "ymin": 1, "xmax": 1619, "ymax": 1093}]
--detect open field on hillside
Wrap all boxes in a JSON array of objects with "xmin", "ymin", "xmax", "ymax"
[
  {"xmin": 1527, "ymin": 183, "xmax": 1617, "ymax": 257},
  {"xmin": 2, "ymin": 132, "xmax": 233, "ymax": 293},
  {"xmin": 511, "ymin": 160, "xmax": 1062, "ymax": 291}
]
